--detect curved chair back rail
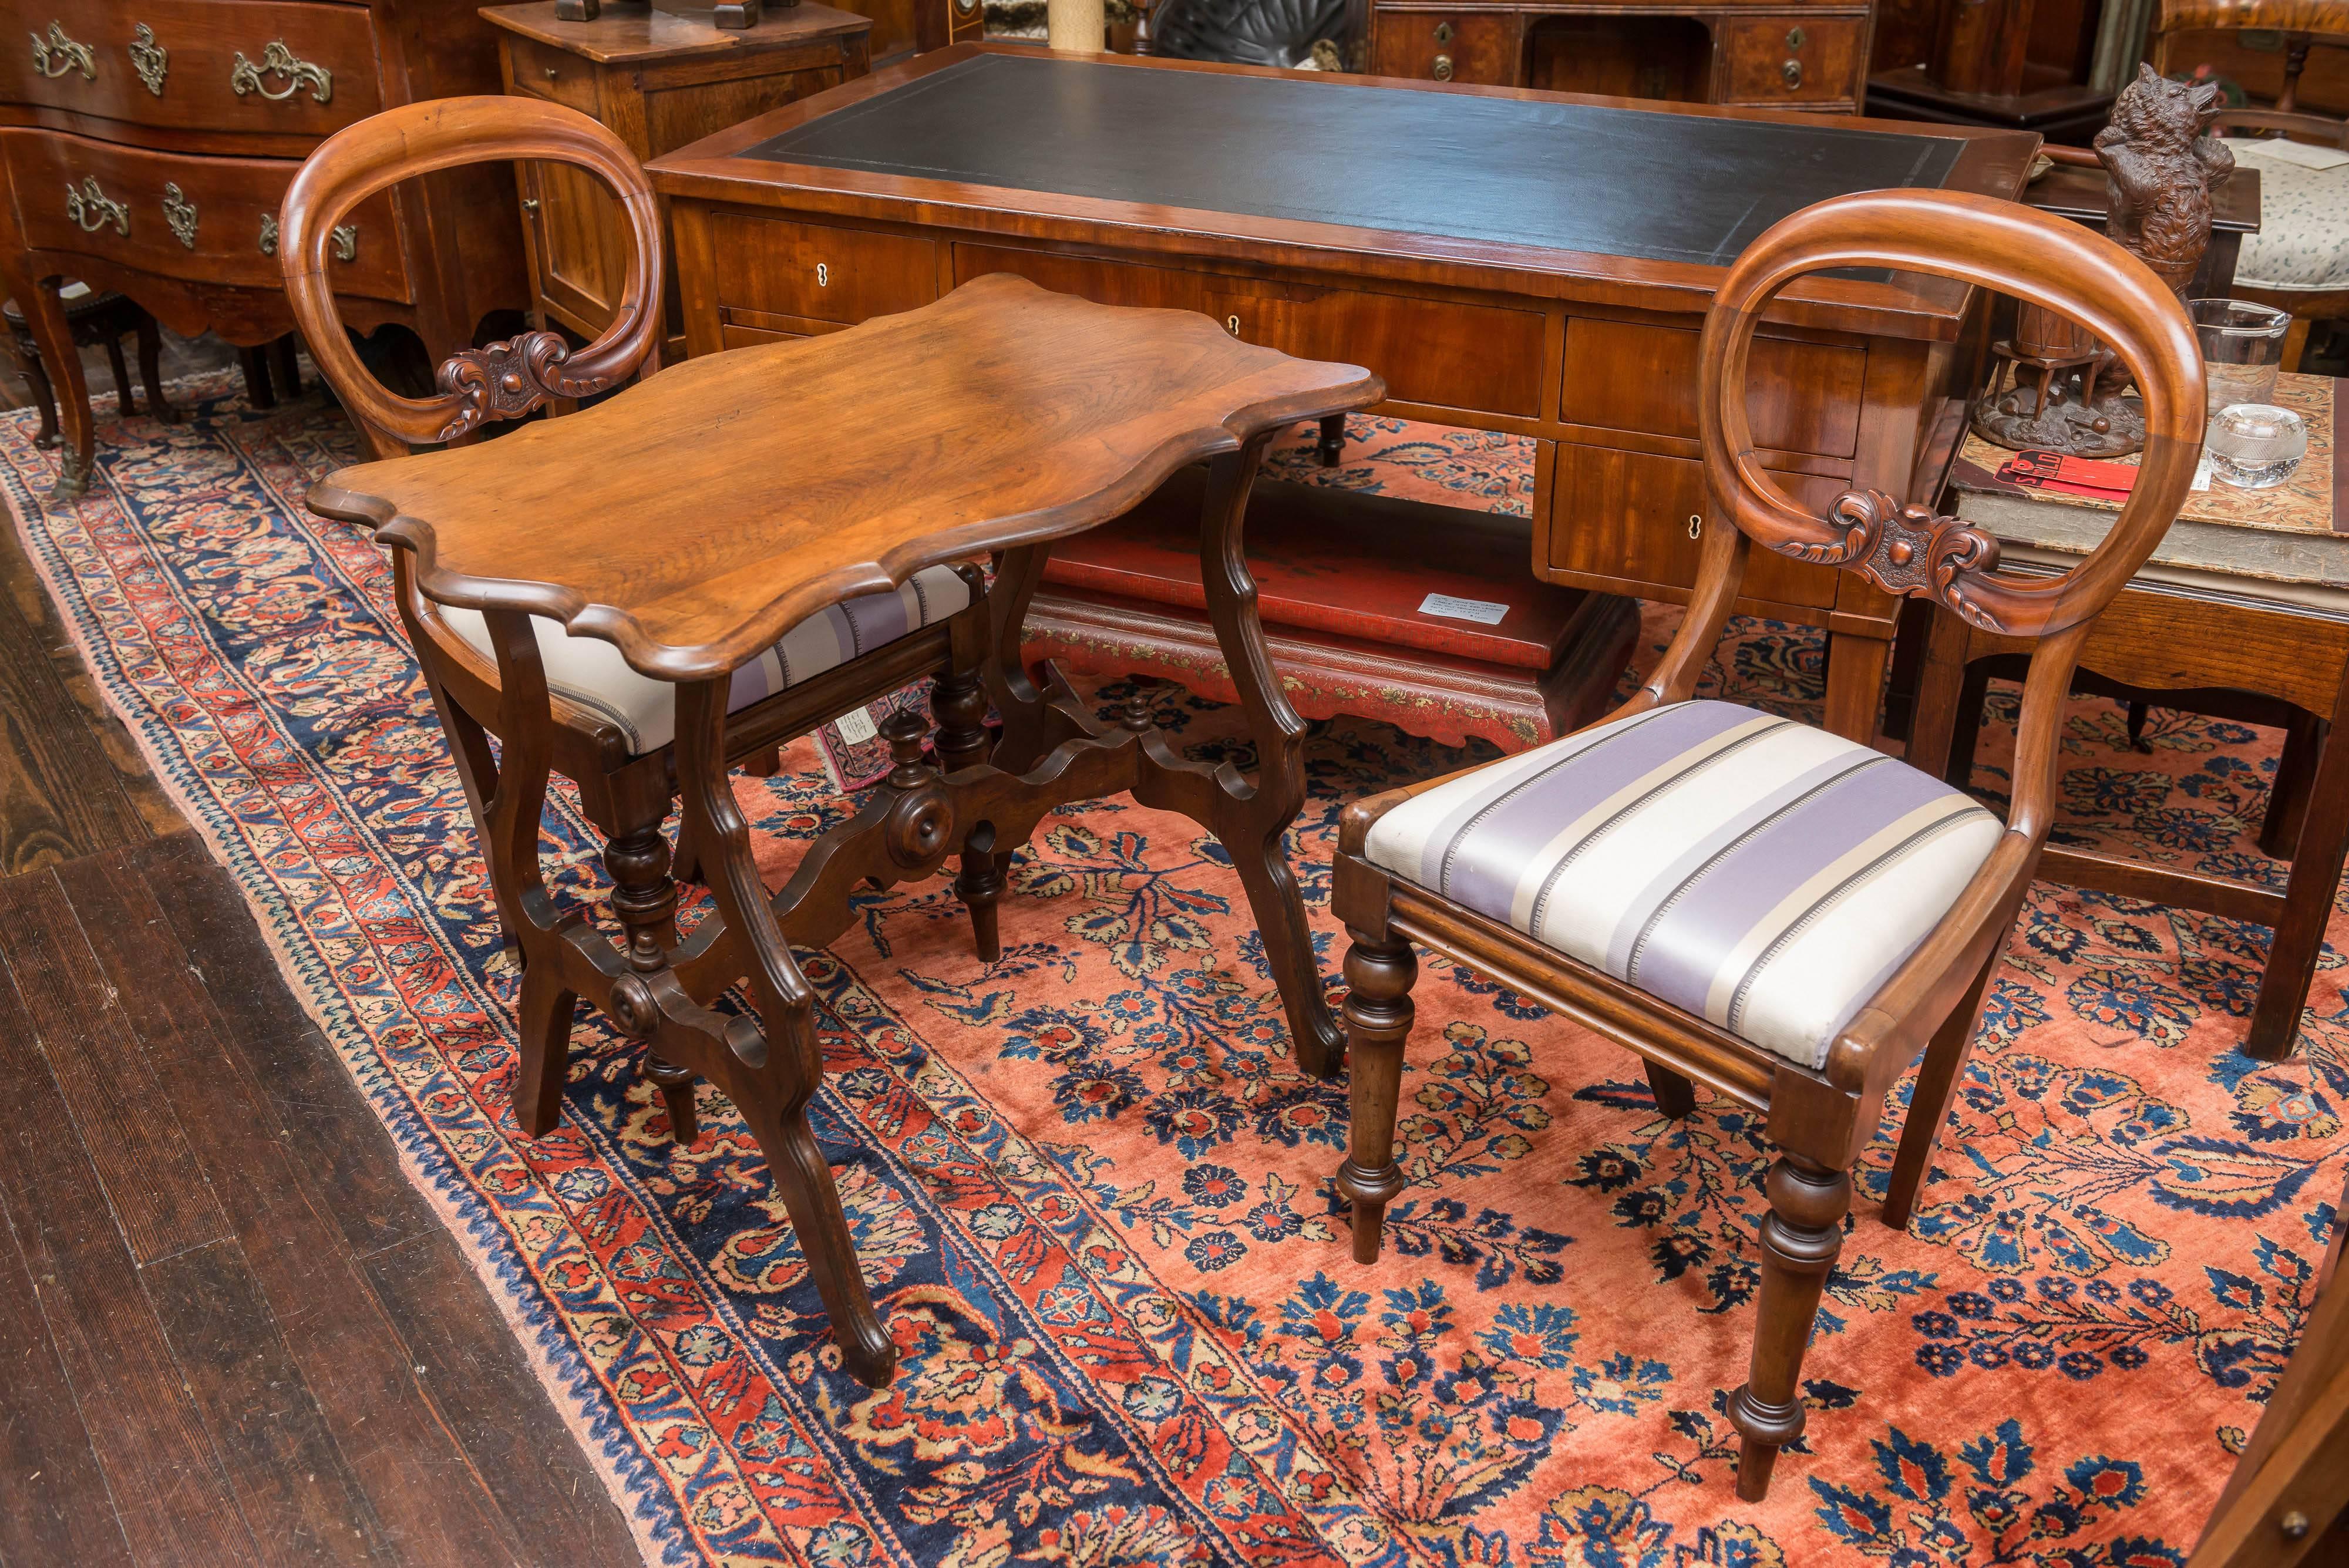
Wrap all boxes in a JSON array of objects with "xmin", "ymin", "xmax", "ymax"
[
  {"xmin": 278, "ymin": 95, "xmax": 661, "ymax": 456},
  {"xmin": 1698, "ymin": 189, "xmax": 2204, "ymax": 644}
]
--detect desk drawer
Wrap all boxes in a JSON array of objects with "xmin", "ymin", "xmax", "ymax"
[
  {"xmin": 0, "ymin": 2, "xmax": 383, "ymax": 138},
  {"xmin": 1207, "ymin": 282, "xmax": 1543, "ymax": 417},
  {"xmin": 955, "ymin": 244, "xmax": 1202, "ymax": 311},
  {"xmin": 503, "ymin": 35, "xmax": 601, "ymax": 117},
  {"xmin": 1548, "ymin": 445, "xmax": 1843, "ymax": 609},
  {"xmin": 1561, "ymin": 317, "xmax": 1864, "ymax": 458},
  {"xmin": 711, "ymin": 213, "xmax": 935, "ymax": 324},
  {"xmin": 5, "ymin": 129, "xmax": 408, "ymax": 300},
  {"xmin": 1719, "ymin": 18, "xmax": 1863, "ymax": 104},
  {"xmin": 1371, "ymin": 9, "xmax": 1522, "ymax": 85}
]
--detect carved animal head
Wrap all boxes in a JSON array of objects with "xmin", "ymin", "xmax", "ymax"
[{"xmin": 2106, "ymin": 62, "xmax": 2225, "ymax": 153}]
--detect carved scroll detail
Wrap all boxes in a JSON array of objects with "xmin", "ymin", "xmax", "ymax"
[
  {"xmin": 1770, "ymin": 489, "xmax": 2007, "ymax": 632},
  {"xmin": 433, "ymin": 331, "xmax": 619, "ymax": 440}
]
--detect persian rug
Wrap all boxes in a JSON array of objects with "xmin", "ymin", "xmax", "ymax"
[{"xmin": 11, "ymin": 373, "xmax": 2345, "ymax": 1568}]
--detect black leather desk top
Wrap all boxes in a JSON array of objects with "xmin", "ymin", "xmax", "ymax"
[{"xmin": 742, "ymin": 53, "xmax": 1968, "ymax": 268}]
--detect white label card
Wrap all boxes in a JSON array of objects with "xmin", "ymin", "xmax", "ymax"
[
  {"xmin": 834, "ymin": 705, "xmax": 881, "ymax": 745},
  {"xmin": 1419, "ymin": 593, "xmax": 1510, "ymax": 625}
]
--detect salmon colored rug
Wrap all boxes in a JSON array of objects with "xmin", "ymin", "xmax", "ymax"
[{"xmin": 9, "ymin": 374, "xmax": 2343, "ymax": 1567}]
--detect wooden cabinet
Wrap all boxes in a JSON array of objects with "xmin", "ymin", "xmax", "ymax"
[
  {"xmin": 483, "ymin": 2, "xmax": 873, "ymax": 347},
  {"xmin": 1367, "ymin": 0, "xmax": 1875, "ymax": 112},
  {"xmin": 0, "ymin": 0, "xmax": 529, "ymax": 495}
]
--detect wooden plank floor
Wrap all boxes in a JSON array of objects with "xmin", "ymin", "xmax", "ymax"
[{"xmin": 0, "ymin": 341, "xmax": 638, "ymax": 1564}]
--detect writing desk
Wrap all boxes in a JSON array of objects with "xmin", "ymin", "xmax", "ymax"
[{"xmin": 648, "ymin": 46, "xmax": 2040, "ymax": 741}]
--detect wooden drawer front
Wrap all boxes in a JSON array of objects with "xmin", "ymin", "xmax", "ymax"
[
  {"xmin": 954, "ymin": 244, "xmax": 1203, "ymax": 311},
  {"xmin": 711, "ymin": 213, "xmax": 935, "ymax": 324},
  {"xmin": 1560, "ymin": 317, "xmax": 1863, "ymax": 458},
  {"xmin": 1719, "ymin": 18, "xmax": 1863, "ymax": 103},
  {"xmin": 6, "ymin": 130, "xmax": 408, "ymax": 300},
  {"xmin": 1209, "ymin": 282, "xmax": 1542, "ymax": 418},
  {"xmin": 0, "ymin": 2, "xmax": 383, "ymax": 137},
  {"xmin": 1372, "ymin": 10, "xmax": 1522, "ymax": 85},
  {"xmin": 505, "ymin": 36, "xmax": 600, "ymax": 117},
  {"xmin": 1549, "ymin": 445, "xmax": 1843, "ymax": 608}
]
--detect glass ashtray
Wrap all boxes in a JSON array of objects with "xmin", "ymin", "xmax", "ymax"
[{"xmin": 2207, "ymin": 403, "xmax": 2308, "ymax": 490}]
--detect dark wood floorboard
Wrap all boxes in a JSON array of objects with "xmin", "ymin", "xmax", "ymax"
[{"xmin": 0, "ymin": 317, "xmax": 640, "ymax": 1563}]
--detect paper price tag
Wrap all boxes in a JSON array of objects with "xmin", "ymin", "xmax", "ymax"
[
  {"xmin": 835, "ymin": 705, "xmax": 881, "ymax": 745},
  {"xmin": 1419, "ymin": 593, "xmax": 1509, "ymax": 625}
]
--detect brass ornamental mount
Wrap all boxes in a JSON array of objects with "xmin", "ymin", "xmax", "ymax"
[
  {"xmin": 258, "ymin": 212, "xmax": 357, "ymax": 262},
  {"xmin": 64, "ymin": 177, "xmax": 128, "ymax": 237},
  {"xmin": 128, "ymin": 23, "xmax": 168, "ymax": 95},
  {"xmin": 231, "ymin": 40, "xmax": 332, "ymax": 105},
  {"xmin": 29, "ymin": 21, "xmax": 93, "ymax": 80},
  {"xmin": 161, "ymin": 181, "xmax": 197, "ymax": 248}
]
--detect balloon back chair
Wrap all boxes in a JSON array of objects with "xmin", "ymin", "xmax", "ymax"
[
  {"xmin": 278, "ymin": 100, "xmax": 998, "ymax": 1192},
  {"xmin": 1328, "ymin": 190, "xmax": 2205, "ymax": 1500}
]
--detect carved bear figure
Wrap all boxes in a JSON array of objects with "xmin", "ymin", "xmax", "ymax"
[{"xmin": 2095, "ymin": 62, "xmax": 2234, "ymax": 300}]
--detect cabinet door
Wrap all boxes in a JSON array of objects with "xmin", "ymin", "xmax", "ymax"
[
  {"xmin": 1547, "ymin": 445, "xmax": 1845, "ymax": 611},
  {"xmin": 523, "ymin": 156, "xmax": 631, "ymax": 335}
]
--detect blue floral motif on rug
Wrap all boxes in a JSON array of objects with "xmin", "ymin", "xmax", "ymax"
[{"xmin": 6, "ymin": 378, "xmax": 2343, "ymax": 1566}]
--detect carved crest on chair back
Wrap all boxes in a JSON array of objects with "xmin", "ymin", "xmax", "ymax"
[
  {"xmin": 1783, "ymin": 489, "xmax": 2008, "ymax": 630},
  {"xmin": 435, "ymin": 329, "xmax": 625, "ymax": 440}
]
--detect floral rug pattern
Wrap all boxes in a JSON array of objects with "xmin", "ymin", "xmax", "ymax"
[{"xmin": 9, "ymin": 379, "xmax": 2344, "ymax": 1567}]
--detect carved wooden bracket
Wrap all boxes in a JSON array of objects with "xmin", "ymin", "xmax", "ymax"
[
  {"xmin": 1775, "ymin": 488, "xmax": 2007, "ymax": 632},
  {"xmin": 433, "ymin": 331, "xmax": 620, "ymax": 442}
]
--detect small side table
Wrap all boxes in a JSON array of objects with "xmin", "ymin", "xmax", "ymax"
[
  {"xmin": 1909, "ymin": 372, "xmax": 2345, "ymax": 1061},
  {"xmin": 4, "ymin": 288, "xmax": 177, "ymax": 450},
  {"xmin": 482, "ymin": 1, "xmax": 873, "ymax": 357}
]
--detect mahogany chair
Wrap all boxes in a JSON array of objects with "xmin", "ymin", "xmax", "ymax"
[
  {"xmin": 277, "ymin": 99, "xmax": 1000, "ymax": 1163},
  {"xmin": 1328, "ymin": 190, "xmax": 2206, "ymax": 1500}
]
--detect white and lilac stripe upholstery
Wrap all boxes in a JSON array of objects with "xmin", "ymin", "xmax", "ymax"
[
  {"xmin": 438, "ymin": 565, "xmax": 970, "ymax": 756},
  {"xmin": 1362, "ymin": 700, "xmax": 2004, "ymax": 1068}
]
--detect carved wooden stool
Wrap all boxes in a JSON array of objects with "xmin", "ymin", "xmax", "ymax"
[{"xmin": 290, "ymin": 97, "xmax": 1380, "ymax": 1387}]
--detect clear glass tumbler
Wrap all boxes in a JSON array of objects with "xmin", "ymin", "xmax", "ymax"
[
  {"xmin": 2207, "ymin": 403, "xmax": 2308, "ymax": 490},
  {"xmin": 2189, "ymin": 298, "xmax": 2292, "ymax": 415}
]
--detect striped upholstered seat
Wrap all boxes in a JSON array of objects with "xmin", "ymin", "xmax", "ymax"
[
  {"xmin": 1362, "ymin": 700, "xmax": 2004, "ymax": 1069},
  {"xmin": 435, "ymin": 566, "xmax": 972, "ymax": 756}
]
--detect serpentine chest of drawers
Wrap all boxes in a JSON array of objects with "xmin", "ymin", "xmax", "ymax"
[{"xmin": 0, "ymin": 1, "xmax": 527, "ymax": 494}]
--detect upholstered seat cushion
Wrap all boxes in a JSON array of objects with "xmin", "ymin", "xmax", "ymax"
[
  {"xmin": 2226, "ymin": 137, "xmax": 2349, "ymax": 291},
  {"xmin": 1362, "ymin": 701, "xmax": 2004, "ymax": 1069},
  {"xmin": 437, "ymin": 564, "xmax": 971, "ymax": 755}
]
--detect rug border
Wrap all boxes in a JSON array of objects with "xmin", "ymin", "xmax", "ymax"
[{"xmin": 0, "ymin": 393, "xmax": 676, "ymax": 1568}]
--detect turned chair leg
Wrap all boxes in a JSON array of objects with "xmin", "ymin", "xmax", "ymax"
[
  {"xmin": 1316, "ymin": 412, "xmax": 1346, "ymax": 467},
  {"xmin": 1645, "ymin": 1059, "xmax": 1697, "ymax": 1119},
  {"xmin": 934, "ymin": 664, "xmax": 1002, "ymax": 963},
  {"xmin": 1729, "ymin": 1156, "xmax": 1852, "ymax": 1502},
  {"xmin": 604, "ymin": 822, "xmax": 698, "ymax": 1147},
  {"xmin": 135, "ymin": 316, "xmax": 176, "ymax": 425},
  {"xmin": 1883, "ymin": 943, "xmax": 2000, "ymax": 1230},
  {"xmin": 1334, "ymin": 928, "xmax": 1415, "ymax": 1263},
  {"xmin": 103, "ymin": 335, "xmax": 136, "ymax": 418}
]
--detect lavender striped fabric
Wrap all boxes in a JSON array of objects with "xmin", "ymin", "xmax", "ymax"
[
  {"xmin": 440, "ymin": 564, "xmax": 970, "ymax": 755},
  {"xmin": 1363, "ymin": 700, "xmax": 2004, "ymax": 1068}
]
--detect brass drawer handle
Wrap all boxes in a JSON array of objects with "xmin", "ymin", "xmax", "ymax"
[
  {"xmin": 1433, "ymin": 21, "xmax": 1453, "ymax": 42},
  {"xmin": 29, "ymin": 21, "xmax": 93, "ymax": 80},
  {"xmin": 257, "ymin": 213, "xmax": 356, "ymax": 261},
  {"xmin": 129, "ymin": 22, "xmax": 168, "ymax": 95},
  {"xmin": 1432, "ymin": 52, "xmax": 1453, "ymax": 80},
  {"xmin": 1782, "ymin": 57, "xmax": 1802, "ymax": 88},
  {"xmin": 231, "ymin": 40, "xmax": 332, "ymax": 105},
  {"xmin": 521, "ymin": 197, "xmax": 540, "ymax": 215},
  {"xmin": 64, "ymin": 176, "xmax": 128, "ymax": 236},
  {"xmin": 161, "ymin": 181, "xmax": 197, "ymax": 248},
  {"xmin": 1785, "ymin": 25, "xmax": 1805, "ymax": 48}
]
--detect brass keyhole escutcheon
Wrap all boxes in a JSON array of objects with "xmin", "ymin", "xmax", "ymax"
[
  {"xmin": 1226, "ymin": 314, "xmax": 1241, "ymax": 335},
  {"xmin": 1432, "ymin": 52, "xmax": 1453, "ymax": 79},
  {"xmin": 1785, "ymin": 25, "xmax": 1804, "ymax": 47},
  {"xmin": 1433, "ymin": 21, "xmax": 1453, "ymax": 42},
  {"xmin": 1688, "ymin": 514, "xmax": 1702, "ymax": 539},
  {"xmin": 1782, "ymin": 58, "xmax": 1802, "ymax": 87},
  {"xmin": 816, "ymin": 261, "xmax": 830, "ymax": 287}
]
